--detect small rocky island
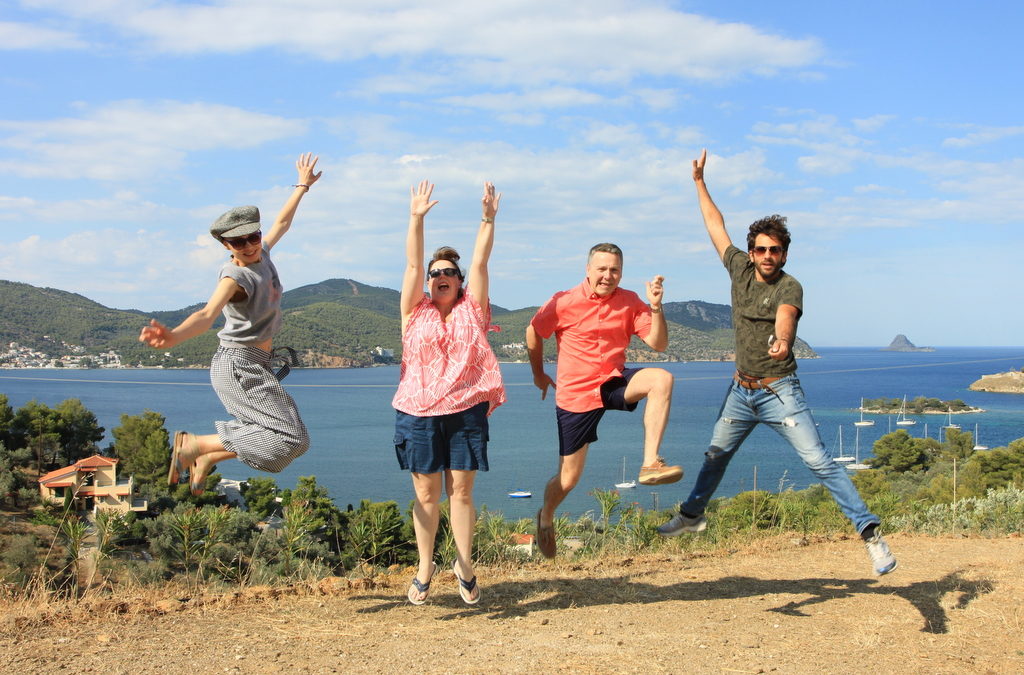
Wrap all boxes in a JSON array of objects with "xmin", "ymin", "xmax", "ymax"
[
  {"xmin": 969, "ymin": 370, "xmax": 1024, "ymax": 394},
  {"xmin": 881, "ymin": 334, "xmax": 935, "ymax": 352},
  {"xmin": 862, "ymin": 397, "xmax": 983, "ymax": 414}
]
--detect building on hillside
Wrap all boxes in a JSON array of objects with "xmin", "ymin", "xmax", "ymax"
[{"xmin": 38, "ymin": 455, "xmax": 148, "ymax": 513}]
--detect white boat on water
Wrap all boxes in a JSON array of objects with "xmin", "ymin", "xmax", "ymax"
[
  {"xmin": 896, "ymin": 395, "xmax": 916, "ymax": 426},
  {"xmin": 846, "ymin": 426, "xmax": 871, "ymax": 471},
  {"xmin": 943, "ymin": 408, "xmax": 961, "ymax": 430},
  {"xmin": 508, "ymin": 490, "xmax": 532, "ymax": 498},
  {"xmin": 854, "ymin": 397, "xmax": 875, "ymax": 427},
  {"xmin": 973, "ymin": 423, "xmax": 989, "ymax": 451},
  {"xmin": 833, "ymin": 426, "xmax": 855, "ymax": 463},
  {"xmin": 614, "ymin": 456, "xmax": 636, "ymax": 489}
]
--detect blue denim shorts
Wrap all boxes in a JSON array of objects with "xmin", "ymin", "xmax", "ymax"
[
  {"xmin": 555, "ymin": 368, "xmax": 641, "ymax": 456},
  {"xmin": 393, "ymin": 401, "xmax": 490, "ymax": 473}
]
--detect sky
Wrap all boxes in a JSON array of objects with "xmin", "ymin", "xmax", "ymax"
[{"xmin": 1, "ymin": 1, "xmax": 1021, "ymax": 347}]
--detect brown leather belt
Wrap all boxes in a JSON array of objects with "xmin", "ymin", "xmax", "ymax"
[{"xmin": 734, "ymin": 370, "xmax": 781, "ymax": 390}]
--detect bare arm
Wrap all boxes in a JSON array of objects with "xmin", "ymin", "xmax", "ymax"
[
  {"xmin": 399, "ymin": 180, "xmax": 439, "ymax": 333},
  {"xmin": 466, "ymin": 181, "xmax": 500, "ymax": 310},
  {"xmin": 525, "ymin": 324, "xmax": 556, "ymax": 400},
  {"xmin": 138, "ymin": 276, "xmax": 240, "ymax": 349},
  {"xmin": 263, "ymin": 153, "xmax": 322, "ymax": 251},
  {"xmin": 641, "ymin": 275, "xmax": 668, "ymax": 352},
  {"xmin": 692, "ymin": 149, "xmax": 733, "ymax": 261},
  {"xmin": 768, "ymin": 304, "xmax": 800, "ymax": 361}
]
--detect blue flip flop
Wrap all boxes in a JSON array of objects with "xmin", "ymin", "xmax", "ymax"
[
  {"xmin": 452, "ymin": 561, "xmax": 480, "ymax": 605},
  {"xmin": 407, "ymin": 562, "xmax": 436, "ymax": 605}
]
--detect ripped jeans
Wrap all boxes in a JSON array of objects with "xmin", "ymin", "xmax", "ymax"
[{"xmin": 681, "ymin": 375, "xmax": 879, "ymax": 534}]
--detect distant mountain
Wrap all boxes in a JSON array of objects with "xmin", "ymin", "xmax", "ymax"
[
  {"xmin": 882, "ymin": 334, "xmax": 935, "ymax": 352},
  {"xmin": 0, "ymin": 279, "xmax": 816, "ymax": 368}
]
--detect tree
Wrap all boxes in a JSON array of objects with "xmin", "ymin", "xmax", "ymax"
[
  {"xmin": 53, "ymin": 398, "xmax": 104, "ymax": 464},
  {"xmin": 941, "ymin": 427, "xmax": 975, "ymax": 462},
  {"xmin": 111, "ymin": 411, "xmax": 170, "ymax": 488},
  {"xmin": 282, "ymin": 476, "xmax": 346, "ymax": 554},
  {"xmin": 963, "ymin": 439, "xmax": 1024, "ymax": 493},
  {"xmin": 0, "ymin": 394, "xmax": 13, "ymax": 449},
  {"xmin": 869, "ymin": 430, "xmax": 932, "ymax": 473},
  {"xmin": 10, "ymin": 399, "xmax": 61, "ymax": 470},
  {"xmin": 240, "ymin": 476, "xmax": 281, "ymax": 519}
]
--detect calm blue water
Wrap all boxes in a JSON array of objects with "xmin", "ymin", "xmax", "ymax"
[{"xmin": 3, "ymin": 347, "xmax": 1023, "ymax": 521}]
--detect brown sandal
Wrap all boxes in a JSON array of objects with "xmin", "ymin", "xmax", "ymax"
[{"xmin": 167, "ymin": 431, "xmax": 200, "ymax": 486}]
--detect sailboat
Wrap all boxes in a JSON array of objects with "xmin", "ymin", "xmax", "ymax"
[
  {"xmin": 973, "ymin": 423, "xmax": 989, "ymax": 451},
  {"xmin": 833, "ymin": 425, "xmax": 855, "ymax": 463},
  {"xmin": 854, "ymin": 398, "xmax": 875, "ymax": 427},
  {"xmin": 943, "ymin": 408, "xmax": 961, "ymax": 430},
  {"xmin": 614, "ymin": 456, "xmax": 637, "ymax": 489},
  {"xmin": 895, "ymin": 395, "xmax": 916, "ymax": 426},
  {"xmin": 846, "ymin": 426, "xmax": 871, "ymax": 471}
]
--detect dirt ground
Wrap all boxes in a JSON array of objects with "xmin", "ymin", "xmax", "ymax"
[{"xmin": 2, "ymin": 533, "xmax": 1022, "ymax": 674}]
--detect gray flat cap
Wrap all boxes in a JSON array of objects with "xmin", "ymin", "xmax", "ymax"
[{"xmin": 211, "ymin": 205, "xmax": 261, "ymax": 240}]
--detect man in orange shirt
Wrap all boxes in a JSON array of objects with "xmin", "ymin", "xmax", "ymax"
[{"xmin": 527, "ymin": 242, "xmax": 683, "ymax": 558}]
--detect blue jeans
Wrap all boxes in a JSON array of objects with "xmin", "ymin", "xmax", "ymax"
[{"xmin": 681, "ymin": 375, "xmax": 879, "ymax": 534}]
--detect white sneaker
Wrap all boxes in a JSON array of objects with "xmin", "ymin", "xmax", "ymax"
[
  {"xmin": 865, "ymin": 534, "xmax": 898, "ymax": 575},
  {"xmin": 657, "ymin": 512, "xmax": 707, "ymax": 537}
]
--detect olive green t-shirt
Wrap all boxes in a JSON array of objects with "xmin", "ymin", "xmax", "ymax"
[{"xmin": 724, "ymin": 245, "xmax": 803, "ymax": 377}]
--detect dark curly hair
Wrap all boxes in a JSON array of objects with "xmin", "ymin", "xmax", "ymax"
[{"xmin": 746, "ymin": 215, "xmax": 791, "ymax": 252}]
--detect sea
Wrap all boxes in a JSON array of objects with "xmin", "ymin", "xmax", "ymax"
[{"xmin": 3, "ymin": 347, "xmax": 1023, "ymax": 521}]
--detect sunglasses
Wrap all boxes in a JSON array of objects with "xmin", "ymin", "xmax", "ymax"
[
  {"xmin": 224, "ymin": 231, "xmax": 262, "ymax": 248},
  {"xmin": 750, "ymin": 245, "xmax": 784, "ymax": 256},
  {"xmin": 428, "ymin": 267, "xmax": 461, "ymax": 279}
]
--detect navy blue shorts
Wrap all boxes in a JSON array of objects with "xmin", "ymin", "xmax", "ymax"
[
  {"xmin": 393, "ymin": 401, "xmax": 490, "ymax": 473},
  {"xmin": 556, "ymin": 368, "xmax": 641, "ymax": 456}
]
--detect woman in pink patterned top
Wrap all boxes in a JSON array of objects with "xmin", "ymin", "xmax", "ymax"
[{"xmin": 393, "ymin": 180, "xmax": 506, "ymax": 605}]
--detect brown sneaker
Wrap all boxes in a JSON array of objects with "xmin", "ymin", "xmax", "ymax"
[
  {"xmin": 536, "ymin": 509, "xmax": 556, "ymax": 559},
  {"xmin": 638, "ymin": 457, "xmax": 683, "ymax": 485}
]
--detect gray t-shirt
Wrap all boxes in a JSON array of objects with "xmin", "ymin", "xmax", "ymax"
[
  {"xmin": 724, "ymin": 245, "xmax": 803, "ymax": 377},
  {"xmin": 217, "ymin": 246, "xmax": 283, "ymax": 347}
]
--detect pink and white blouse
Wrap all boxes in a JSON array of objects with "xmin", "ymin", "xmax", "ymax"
[{"xmin": 392, "ymin": 290, "xmax": 506, "ymax": 417}]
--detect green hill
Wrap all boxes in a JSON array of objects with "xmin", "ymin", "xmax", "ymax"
[{"xmin": 0, "ymin": 278, "xmax": 816, "ymax": 368}]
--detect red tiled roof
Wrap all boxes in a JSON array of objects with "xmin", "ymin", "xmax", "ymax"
[{"xmin": 38, "ymin": 454, "xmax": 119, "ymax": 485}]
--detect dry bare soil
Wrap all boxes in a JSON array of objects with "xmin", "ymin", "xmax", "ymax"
[{"xmin": 3, "ymin": 533, "xmax": 1022, "ymax": 674}]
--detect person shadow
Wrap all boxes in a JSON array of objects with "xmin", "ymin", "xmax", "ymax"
[{"xmin": 356, "ymin": 569, "xmax": 991, "ymax": 634}]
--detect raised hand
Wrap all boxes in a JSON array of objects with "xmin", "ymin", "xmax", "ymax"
[
  {"xmin": 296, "ymin": 152, "xmax": 322, "ymax": 187},
  {"xmin": 646, "ymin": 275, "xmax": 665, "ymax": 307},
  {"xmin": 481, "ymin": 181, "xmax": 501, "ymax": 221},
  {"xmin": 693, "ymin": 148, "xmax": 707, "ymax": 183},
  {"xmin": 139, "ymin": 319, "xmax": 173, "ymax": 349},
  {"xmin": 410, "ymin": 180, "xmax": 439, "ymax": 218}
]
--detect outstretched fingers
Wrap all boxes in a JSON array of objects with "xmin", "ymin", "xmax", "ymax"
[{"xmin": 692, "ymin": 148, "xmax": 707, "ymax": 182}]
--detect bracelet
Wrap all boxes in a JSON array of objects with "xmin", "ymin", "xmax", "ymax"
[
  {"xmin": 293, "ymin": 184, "xmax": 310, "ymax": 191},
  {"xmin": 481, "ymin": 216, "xmax": 494, "ymax": 223},
  {"xmin": 650, "ymin": 305, "xmax": 663, "ymax": 313}
]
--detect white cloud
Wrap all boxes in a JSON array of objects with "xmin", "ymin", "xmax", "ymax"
[
  {"xmin": 0, "ymin": 100, "xmax": 307, "ymax": 181},
  {"xmin": 852, "ymin": 114, "xmax": 896, "ymax": 133},
  {"xmin": 942, "ymin": 125, "xmax": 1024, "ymax": 148},
  {"xmin": 25, "ymin": 1, "xmax": 825, "ymax": 87},
  {"xmin": 0, "ymin": 20, "xmax": 85, "ymax": 49}
]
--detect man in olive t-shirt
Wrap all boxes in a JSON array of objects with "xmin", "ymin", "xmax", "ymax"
[{"xmin": 657, "ymin": 150, "xmax": 897, "ymax": 576}]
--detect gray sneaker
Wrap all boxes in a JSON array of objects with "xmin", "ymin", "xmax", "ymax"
[
  {"xmin": 865, "ymin": 534, "xmax": 897, "ymax": 575},
  {"xmin": 657, "ymin": 512, "xmax": 707, "ymax": 537}
]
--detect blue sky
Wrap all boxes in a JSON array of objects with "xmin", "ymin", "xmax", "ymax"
[{"xmin": 1, "ymin": 1, "xmax": 1020, "ymax": 346}]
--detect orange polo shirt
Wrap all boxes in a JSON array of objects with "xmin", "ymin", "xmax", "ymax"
[{"xmin": 530, "ymin": 279, "xmax": 652, "ymax": 413}]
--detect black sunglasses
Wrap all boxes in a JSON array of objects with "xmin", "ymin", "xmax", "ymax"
[
  {"xmin": 224, "ymin": 231, "xmax": 262, "ymax": 248},
  {"xmin": 750, "ymin": 245, "xmax": 784, "ymax": 256},
  {"xmin": 428, "ymin": 267, "xmax": 461, "ymax": 279}
]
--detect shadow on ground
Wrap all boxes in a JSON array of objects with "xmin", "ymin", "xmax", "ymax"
[{"xmin": 356, "ymin": 569, "xmax": 993, "ymax": 634}]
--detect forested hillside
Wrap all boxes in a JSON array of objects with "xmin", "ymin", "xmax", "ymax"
[{"xmin": 0, "ymin": 278, "xmax": 816, "ymax": 367}]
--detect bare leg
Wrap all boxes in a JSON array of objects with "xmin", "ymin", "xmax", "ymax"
[
  {"xmin": 409, "ymin": 472, "xmax": 442, "ymax": 603},
  {"xmin": 624, "ymin": 368, "xmax": 674, "ymax": 466},
  {"xmin": 446, "ymin": 469, "xmax": 479, "ymax": 601},
  {"xmin": 539, "ymin": 444, "xmax": 590, "ymax": 527}
]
